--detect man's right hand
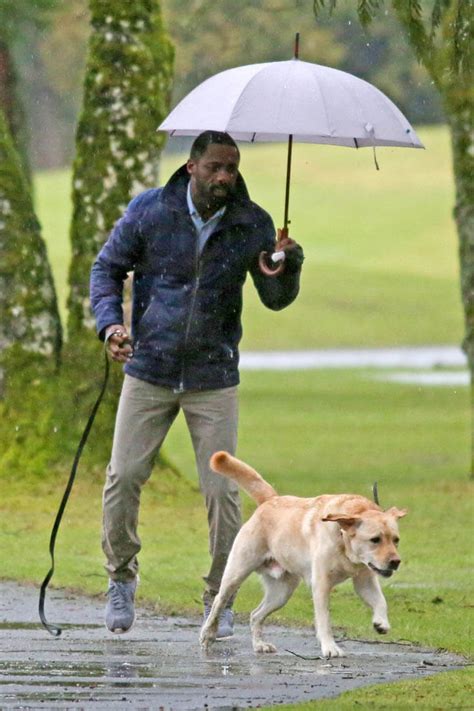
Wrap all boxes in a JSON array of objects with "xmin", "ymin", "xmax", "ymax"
[{"xmin": 105, "ymin": 324, "xmax": 133, "ymax": 363}]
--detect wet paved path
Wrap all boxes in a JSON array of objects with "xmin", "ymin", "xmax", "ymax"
[{"xmin": 0, "ymin": 581, "xmax": 465, "ymax": 710}]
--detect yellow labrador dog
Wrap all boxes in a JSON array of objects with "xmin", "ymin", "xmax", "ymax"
[{"xmin": 200, "ymin": 452, "xmax": 407, "ymax": 658}]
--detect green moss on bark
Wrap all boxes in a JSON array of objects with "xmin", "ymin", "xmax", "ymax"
[
  {"xmin": 0, "ymin": 108, "xmax": 62, "ymax": 390},
  {"xmin": 67, "ymin": 0, "xmax": 174, "ymax": 335}
]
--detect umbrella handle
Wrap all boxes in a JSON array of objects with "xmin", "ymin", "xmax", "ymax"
[{"xmin": 258, "ymin": 227, "xmax": 287, "ymax": 277}]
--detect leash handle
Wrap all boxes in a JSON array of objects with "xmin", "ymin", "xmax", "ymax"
[{"xmin": 39, "ymin": 349, "xmax": 110, "ymax": 636}]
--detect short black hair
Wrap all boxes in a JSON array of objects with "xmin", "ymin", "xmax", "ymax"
[{"xmin": 190, "ymin": 131, "xmax": 240, "ymax": 160}]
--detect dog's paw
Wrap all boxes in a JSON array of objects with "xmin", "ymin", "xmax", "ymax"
[
  {"xmin": 253, "ymin": 640, "xmax": 277, "ymax": 654},
  {"xmin": 321, "ymin": 641, "xmax": 346, "ymax": 658},
  {"xmin": 373, "ymin": 618, "xmax": 390, "ymax": 635},
  {"xmin": 200, "ymin": 629, "xmax": 216, "ymax": 651}
]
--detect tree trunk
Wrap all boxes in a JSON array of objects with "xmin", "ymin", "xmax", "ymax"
[
  {"xmin": 67, "ymin": 0, "xmax": 173, "ymax": 336},
  {"xmin": 0, "ymin": 108, "xmax": 62, "ymax": 394},
  {"xmin": 450, "ymin": 109, "xmax": 474, "ymax": 475},
  {"xmin": 0, "ymin": 39, "xmax": 31, "ymax": 182}
]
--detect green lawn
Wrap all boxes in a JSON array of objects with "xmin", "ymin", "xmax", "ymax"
[{"xmin": 5, "ymin": 125, "xmax": 470, "ymax": 708}]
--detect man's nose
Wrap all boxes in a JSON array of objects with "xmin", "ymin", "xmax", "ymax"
[{"xmin": 216, "ymin": 169, "xmax": 233, "ymax": 183}]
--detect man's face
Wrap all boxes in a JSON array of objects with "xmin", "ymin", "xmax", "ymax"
[{"xmin": 187, "ymin": 143, "xmax": 240, "ymax": 211}]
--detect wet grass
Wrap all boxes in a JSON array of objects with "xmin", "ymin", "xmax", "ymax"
[
  {"xmin": 1, "ymin": 369, "xmax": 472, "ymax": 708},
  {"xmin": 269, "ymin": 668, "xmax": 474, "ymax": 710}
]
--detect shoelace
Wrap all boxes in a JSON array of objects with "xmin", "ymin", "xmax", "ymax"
[{"xmin": 109, "ymin": 583, "xmax": 133, "ymax": 611}]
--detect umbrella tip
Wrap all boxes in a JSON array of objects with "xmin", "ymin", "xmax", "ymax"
[{"xmin": 294, "ymin": 32, "xmax": 300, "ymax": 59}]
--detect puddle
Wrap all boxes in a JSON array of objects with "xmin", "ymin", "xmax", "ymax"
[
  {"xmin": 374, "ymin": 370, "xmax": 469, "ymax": 386},
  {"xmin": 0, "ymin": 621, "xmax": 102, "ymax": 631},
  {"xmin": 0, "ymin": 581, "xmax": 466, "ymax": 709},
  {"xmin": 240, "ymin": 347, "xmax": 466, "ymax": 370}
]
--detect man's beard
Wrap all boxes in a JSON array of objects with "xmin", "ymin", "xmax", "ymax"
[{"xmin": 208, "ymin": 183, "xmax": 234, "ymax": 208}]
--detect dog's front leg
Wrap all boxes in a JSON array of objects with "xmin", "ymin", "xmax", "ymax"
[
  {"xmin": 200, "ymin": 537, "xmax": 257, "ymax": 650},
  {"xmin": 311, "ymin": 570, "xmax": 345, "ymax": 658},
  {"xmin": 353, "ymin": 569, "xmax": 390, "ymax": 634},
  {"xmin": 200, "ymin": 591, "xmax": 227, "ymax": 651}
]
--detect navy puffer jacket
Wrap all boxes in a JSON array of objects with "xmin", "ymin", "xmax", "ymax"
[{"xmin": 90, "ymin": 165, "xmax": 302, "ymax": 392}]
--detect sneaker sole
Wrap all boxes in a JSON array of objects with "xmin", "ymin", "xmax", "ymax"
[
  {"xmin": 215, "ymin": 632, "xmax": 234, "ymax": 641},
  {"xmin": 106, "ymin": 612, "xmax": 135, "ymax": 634}
]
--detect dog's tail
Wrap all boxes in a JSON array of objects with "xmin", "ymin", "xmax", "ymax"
[{"xmin": 210, "ymin": 451, "xmax": 277, "ymax": 505}]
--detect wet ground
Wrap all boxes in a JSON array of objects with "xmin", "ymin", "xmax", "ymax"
[{"xmin": 0, "ymin": 581, "xmax": 466, "ymax": 710}]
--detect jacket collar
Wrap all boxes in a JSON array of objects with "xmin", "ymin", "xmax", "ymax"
[{"xmin": 160, "ymin": 164, "xmax": 258, "ymax": 228}]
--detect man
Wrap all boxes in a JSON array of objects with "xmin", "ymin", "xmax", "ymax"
[{"xmin": 90, "ymin": 131, "xmax": 304, "ymax": 638}]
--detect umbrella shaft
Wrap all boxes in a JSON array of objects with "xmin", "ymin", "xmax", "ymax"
[{"xmin": 283, "ymin": 134, "xmax": 293, "ymax": 232}]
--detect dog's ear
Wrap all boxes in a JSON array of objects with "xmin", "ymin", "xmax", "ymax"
[
  {"xmin": 385, "ymin": 507, "xmax": 408, "ymax": 519},
  {"xmin": 322, "ymin": 514, "xmax": 361, "ymax": 530}
]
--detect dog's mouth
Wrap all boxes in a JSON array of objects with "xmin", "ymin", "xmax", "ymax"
[{"xmin": 368, "ymin": 563, "xmax": 394, "ymax": 578}]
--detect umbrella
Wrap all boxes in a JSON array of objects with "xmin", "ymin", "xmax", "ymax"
[{"xmin": 159, "ymin": 34, "xmax": 423, "ymax": 274}]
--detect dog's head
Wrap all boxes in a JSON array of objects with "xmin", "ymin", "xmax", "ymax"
[{"xmin": 322, "ymin": 507, "xmax": 407, "ymax": 577}]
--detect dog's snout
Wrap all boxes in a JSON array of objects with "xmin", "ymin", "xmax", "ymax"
[{"xmin": 389, "ymin": 558, "xmax": 400, "ymax": 571}]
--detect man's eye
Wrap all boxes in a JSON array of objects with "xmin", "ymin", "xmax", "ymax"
[{"xmin": 370, "ymin": 536, "xmax": 381, "ymax": 544}]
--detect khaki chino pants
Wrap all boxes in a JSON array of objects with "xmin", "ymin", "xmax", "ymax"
[{"xmin": 102, "ymin": 374, "xmax": 241, "ymax": 596}]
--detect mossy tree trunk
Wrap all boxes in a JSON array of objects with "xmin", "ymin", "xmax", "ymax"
[
  {"xmin": 0, "ymin": 39, "xmax": 31, "ymax": 182},
  {"xmin": 450, "ymin": 104, "xmax": 474, "ymax": 474},
  {"xmin": 67, "ymin": 0, "xmax": 173, "ymax": 336},
  {"xmin": 0, "ymin": 108, "xmax": 62, "ymax": 394}
]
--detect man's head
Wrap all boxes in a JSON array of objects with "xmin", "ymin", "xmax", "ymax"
[{"xmin": 187, "ymin": 131, "xmax": 240, "ymax": 216}]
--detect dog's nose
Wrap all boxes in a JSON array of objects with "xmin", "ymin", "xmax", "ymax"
[{"xmin": 389, "ymin": 559, "xmax": 400, "ymax": 570}]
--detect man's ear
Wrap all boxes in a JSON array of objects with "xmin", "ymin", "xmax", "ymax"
[
  {"xmin": 322, "ymin": 513, "xmax": 361, "ymax": 530},
  {"xmin": 186, "ymin": 159, "xmax": 195, "ymax": 175}
]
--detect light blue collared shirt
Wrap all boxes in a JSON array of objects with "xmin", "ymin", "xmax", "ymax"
[{"xmin": 187, "ymin": 181, "xmax": 226, "ymax": 254}]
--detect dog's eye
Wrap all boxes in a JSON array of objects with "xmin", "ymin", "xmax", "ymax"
[
  {"xmin": 370, "ymin": 536, "xmax": 381, "ymax": 544},
  {"xmin": 393, "ymin": 537, "xmax": 400, "ymax": 545}
]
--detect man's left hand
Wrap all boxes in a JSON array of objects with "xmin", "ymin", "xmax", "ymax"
[{"xmin": 277, "ymin": 234, "xmax": 305, "ymax": 270}]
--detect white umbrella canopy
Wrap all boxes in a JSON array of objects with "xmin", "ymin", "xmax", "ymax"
[
  {"xmin": 159, "ymin": 39, "xmax": 423, "ymax": 274},
  {"xmin": 159, "ymin": 59, "xmax": 423, "ymax": 149}
]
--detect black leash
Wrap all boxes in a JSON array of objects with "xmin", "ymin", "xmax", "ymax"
[{"xmin": 39, "ymin": 347, "xmax": 110, "ymax": 636}]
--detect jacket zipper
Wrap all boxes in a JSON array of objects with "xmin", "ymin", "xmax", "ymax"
[{"xmin": 175, "ymin": 234, "xmax": 201, "ymax": 393}]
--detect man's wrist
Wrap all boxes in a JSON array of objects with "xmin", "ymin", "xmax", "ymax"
[{"xmin": 104, "ymin": 324, "xmax": 126, "ymax": 342}]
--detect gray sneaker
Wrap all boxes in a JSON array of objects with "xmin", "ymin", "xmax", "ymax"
[
  {"xmin": 105, "ymin": 579, "xmax": 137, "ymax": 633},
  {"xmin": 203, "ymin": 602, "xmax": 234, "ymax": 640}
]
